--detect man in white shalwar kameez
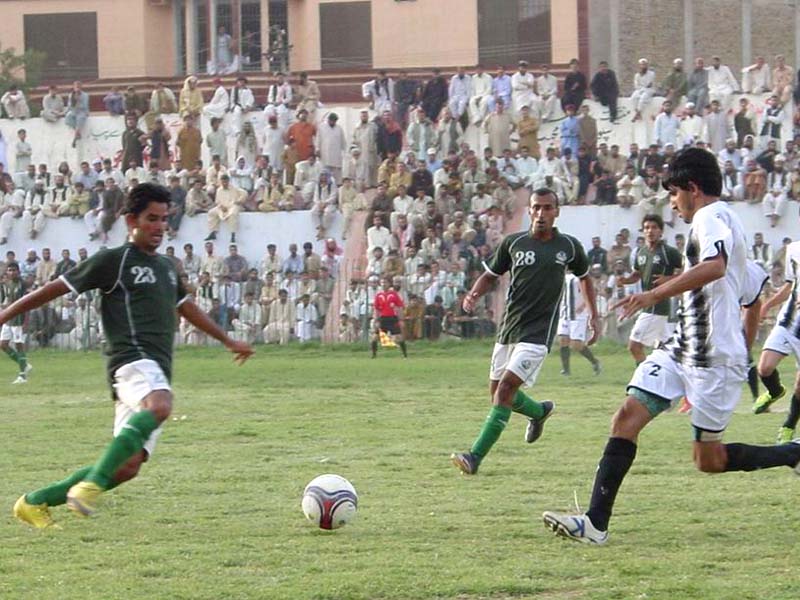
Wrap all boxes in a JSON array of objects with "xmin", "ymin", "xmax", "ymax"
[
  {"xmin": 229, "ymin": 77, "xmax": 256, "ymax": 136},
  {"xmin": 317, "ymin": 112, "xmax": 347, "ymax": 183},
  {"xmin": 741, "ymin": 56, "xmax": 771, "ymax": 94},
  {"xmin": 535, "ymin": 64, "xmax": 560, "ymax": 122},
  {"xmin": 295, "ymin": 294, "xmax": 318, "ymax": 342},
  {"xmin": 265, "ymin": 73, "xmax": 293, "ymax": 131},
  {"xmin": 448, "ymin": 67, "xmax": 472, "ymax": 121},
  {"xmin": 468, "ymin": 66, "xmax": 494, "ymax": 126},
  {"xmin": 511, "ymin": 61, "xmax": 538, "ymax": 118},
  {"xmin": 204, "ymin": 79, "xmax": 230, "ymax": 121},
  {"xmin": 631, "ymin": 59, "xmax": 656, "ymax": 122},
  {"xmin": 707, "ymin": 56, "xmax": 739, "ymax": 112}
]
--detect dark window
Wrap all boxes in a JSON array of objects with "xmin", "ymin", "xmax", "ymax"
[
  {"xmin": 23, "ymin": 12, "xmax": 98, "ymax": 81},
  {"xmin": 478, "ymin": 0, "xmax": 551, "ymax": 67},
  {"xmin": 240, "ymin": 0, "xmax": 262, "ymax": 71},
  {"xmin": 319, "ymin": 1, "xmax": 372, "ymax": 70}
]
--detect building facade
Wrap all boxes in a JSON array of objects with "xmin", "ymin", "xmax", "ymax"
[{"xmin": 0, "ymin": 0, "xmax": 583, "ymax": 80}]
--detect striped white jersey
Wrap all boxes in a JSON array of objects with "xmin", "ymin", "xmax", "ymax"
[
  {"xmin": 560, "ymin": 273, "xmax": 586, "ymax": 320},
  {"xmin": 740, "ymin": 259, "xmax": 768, "ymax": 308},
  {"xmin": 664, "ymin": 201, "xmax": 748, "ymax": 368},
  {"xmin": 777, "ymin": 241, "xmax": 800, "ymax": 337}
]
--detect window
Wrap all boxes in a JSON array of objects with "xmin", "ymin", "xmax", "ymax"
[
  {"xmin": 319, "ymin": 1, "xmax": 372, "ymax": 70},
  {"xmin": 478, "ymin": 0, "xmax": 551, "ymax": 67},
  {"xmin": 23, "ymin": 12, "xmax": 99, "ymax": 80}
]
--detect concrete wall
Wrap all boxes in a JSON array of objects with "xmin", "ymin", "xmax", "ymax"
[
  {"xmin": 551, "ymin": 0, "xmax": 580, "ymax": 63},
  {"xmin": 750, "ymin": 0, "xmax": 795, "ymax": 69}
]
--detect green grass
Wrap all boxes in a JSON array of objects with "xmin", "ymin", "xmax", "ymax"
[{"xmin": 1, "ymin": 341, "xmax": 799, "ymax": 600}]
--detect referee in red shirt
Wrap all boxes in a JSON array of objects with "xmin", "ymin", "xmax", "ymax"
[{"xmin": 372, "ymin": 277, "xmax": 408, "ymax": 358}]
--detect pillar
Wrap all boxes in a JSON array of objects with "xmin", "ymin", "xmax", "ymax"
[
  {"xmin": 186, "ymin": 0, "xmax": 198, "ymax": 74},
  {"xmin": 260, "ymin": 0, "xmax": 271, "ymax": 72},
  {"xmin": 683, "ymin": 0, "xmax": 693, "ymax": 64},
  {"xmin": 741, "ymin": 0, "xmax": 751, "ymax": 68},
  {"xmin": 609, "ymin": 0, "xmax": 619, "ymax": 73}
]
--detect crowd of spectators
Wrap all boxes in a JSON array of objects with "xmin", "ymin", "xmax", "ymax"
[{"xmin": 0, "ymin": 52, "xmax": 798, "ymax": 348}]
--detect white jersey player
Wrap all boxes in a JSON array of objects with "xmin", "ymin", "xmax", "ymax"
[
  {"xmin": 543, "ymin": 148, "xmax": 800, "ymax": 545},
  {"xmin": 752, "ymin": 233, "xmax": 800, "ymax": 441},
  {"xmin": 557, "ymin": 272, "xmax": 601, "ymax": 375}
]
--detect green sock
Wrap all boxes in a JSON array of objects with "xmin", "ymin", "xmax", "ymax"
[
  {"xmin": 16, "ymin": 349, "xmax": 27, "ymax": 372},
  {"xmin": 3, "ymin": 346, "xmax": 20, "ymax": 367},
  {"xmin": 26, "ymin": 466, "xmax": 92, "ymax": 506},
  {"xmin": 511, "ymin": 389, "xmax": 545, "ymax": 419},
  {"xmin": 470, "ymin": 405, "xmax": 511, "ymax": 459},
  {"xmin": 86, "ymin": 410, "xmax": 159, "ymax": 489}
]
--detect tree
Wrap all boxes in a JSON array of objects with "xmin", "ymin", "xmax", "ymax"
[{"xmin": 0, "ymin": 44, "xmax": 46, "ymax": 98}]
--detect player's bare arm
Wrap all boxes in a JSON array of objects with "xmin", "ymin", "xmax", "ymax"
[
  {"xmin": 578, "ymin": 275, "xmax": 600, "ymax": 346},
  {"xmin": 178, "ymin": 298, "xmax": 254, "ymax": 364},
  {"xmin": 463, "ymin": 271, "xmax": 498, "ymax": 313},
  {"xmin": 614, "ymin": 254, "xmax": 726, "ymax": 321},
  {"xmin": 0, "ymin": 279, "xmax": 69, "ymax": 327},
  {"xmin": 743, "ymin": 298, "xmax": 761, "ymax": 351},
  {"xmin": 759, "ymin": 281, "xmax": 791, "ymax": 321}
]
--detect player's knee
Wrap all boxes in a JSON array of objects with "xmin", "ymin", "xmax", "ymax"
[
  {"xmin": 114, "ymin": 453, "xmax": 145, "ymax": 484},
  {"xmin": 569, "ymin": 341, "xmax": 583, "ymax": 351},
  {"xmin": 756, "ymin": 363, "xmax": 774, "ymax": 379},
  {"xmin": 493, "ymin": 378, "xmax": 518, "ymax": 407},
  {"xmin": 609, "ymin": 402, "xmax": 643, "ymax": 440},
  {"xmin": 143, "ymin": 392, "xmax": 173, "ymax": 423}
]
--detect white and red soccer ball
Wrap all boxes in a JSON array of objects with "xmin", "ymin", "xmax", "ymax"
[{"xmin": 301, "ymin": 474, "xmax": 358, "ymax": 530}]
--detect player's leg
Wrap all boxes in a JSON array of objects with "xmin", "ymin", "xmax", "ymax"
[
  {"xmin": 778, "ymin": 371, "xmax": 800, "ymax": 442},
  {"xmin": 370, "ymin": 322, "xmax": 380, "ymax": 358},
  {"xmin": 12, "ymin": 327, "xmax": 29, "ymax": 379},
  {"xmin": 571, "ymin": 318, "xmax": 600, "ymax": 374},
  {"xmin": 691, "ymin": 364, "xmax": 800, "ymax": 473},
  {"xmin": 391, "ymin": 318, "xmax": 407, "ymax": 358},
  {"xmin": 0, "ymin": 326, "xmax": 24, "ymax": 377},
  {"xmin": 543, "ymin": 351, "xmax": 681, "ymax": 543},
  {"xmin": 452, "ymin": 344, "xmax": 549, "ymax": 474},
  {"xmin": 67, "ymin": 361, "xmax": 171, "ymax": 516},
  {"xmin": 753, "ymin": 328, "xmax": 790, "ymax": 413}
]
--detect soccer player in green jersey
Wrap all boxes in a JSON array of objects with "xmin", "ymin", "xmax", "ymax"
[
  {"xmin": 0, "ymin": 262, "xmax": 31, "ymax": 384},
  {"xmin": 614, "ymin": 214, "xmax": 683, "ymax": 364},
  {"xmin": 451, "ymin": 188, "xmax": 599, "ymax": 475},
  {"xmin": 10, "ymin": 183, "xmax": 253, "ymax": 529}
]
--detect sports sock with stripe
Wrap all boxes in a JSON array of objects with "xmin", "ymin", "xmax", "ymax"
[
  {"xmin": 470, "ymin": 405, "xmax": 511, "ymax": 460},
  {"xmin": 511, "ymin": 389, "xmax": 545, "ymax": 419}
]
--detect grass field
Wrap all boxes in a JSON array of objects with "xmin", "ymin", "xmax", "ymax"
[{"xmin": 1, "ymin": 340, "xmax": 799, "ymax": 600}]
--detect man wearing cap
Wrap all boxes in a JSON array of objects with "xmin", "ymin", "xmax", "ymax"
[
  {"xmin": 660, "ymin": 59, "xmax": 688, "ymax": 106},
  {"xmin": 764, "ymin": 154, "xmax": 790, "ymax": 227},
  {"xmin": 590, "ymin": 61, "xmax": 619, "ymax": 123},
  {"xmin": 318, "ymin": 112, "xmax": 347, "ymax": 184},
  {"xmin": 448, "ymin": 67, "xmax": 472, "ymax": 122},
  {"xmin": 206, "ymin": 173, "xmax": 245, "ymax": 243},
  {"xmin": 631, "ymin": 58, "xmax": 656, "ymax": 122},
  {"xmin": 742, "ymin": 56, "xmax": 771, "ymax": 95},
  {"xmin": 718, "ymin": 138, "xmax": 742, "ymax": 171},
  {"xmin": 469, "ymin": 65, "xmax": 494, "ymax": 126},
  {"xmin": 707, "ymin": 55, "xmax": 739, "ymax": 111},
  {"xmin": 679, "ymin": 102, "xmax": 703, "ymax": 147},
  {"xmin": 511, "ymin": 61, "xmax": 538, "ymax": 119}
]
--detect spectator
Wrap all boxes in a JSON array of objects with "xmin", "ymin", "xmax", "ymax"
[
  {"xmin": 763, "ymin": 155, "xmax": 789, "ymax": 227},
  {"xmin": 311, "ymin": 172, "xmax": 338, "ymax": 239},
  {"xmin": 587, "ymin": 236, "xmax": 608, "ymax": 273},
  {"xmin": 223, "ymin": 244, "xmax": 249, "ymax": 282},
  {"xmin": 145, "ymin": 81, "xmax": 177, "ymax": 130},
  {"xmin": 182, "ymin": 243, "xmax": 201, "ymax": 284},
  {"xmin": 205, "ymin": 154, "xmax": 228, "ymax": 195},
  {"xmin": 176, "ymin": 115, "xmax": 202, "ymax": 173},
  {"xmin": 616, "ymin": 164, "xmax": 644, "ymax": 209},
  {"xmin": 733, "ymin": 98, "xmax": 757, "ymax": 148},
  {"xmin": 235, "ymin": 121, "xmax": 259, "ymax": 168},
  {"xmin": 660, "ymin": 58, "xmax": 688, "ymax": 105},
  {"xmin": 232, "ymin": 292, "xmax": 262, "ymax": 344},
  {"xmin": 363, "ymin": 70, "xmax": 394, "ymax": 115},
  {"xmin": 704, "ymin": 100, "xmax": 729, "ymax": 153},
  {"xmin": 123, "ymin": 85, "xmax": 147, "ymax": 118},
  {"xmin": 750, "ymin": 232, "xmax": 772, "ymax": 270},
  {"xmin": 179, "ymin": 76, "xmax": 203, "ymax": 119},
  {"xmin": 166, "ymin": 176, "xmax": 186, "ymax": 238},
  {"xmin": 535, "ymin": 64, "xmax": 559, "ymax": 122},
  {"xmin": 720, "ymin": 160, "xmax": 743, "ymax": 202},
  {"xmin": 205, "ymin": 117, "xmax": 227, "ymax": 166},
  {"xmin": 264, "ymin": 289, "xmax": 294, "ymax": 344},
  {"xmin": 296, "ymin": 72, "xmax": 321, "ymax": 118},
  {"xmin": 318, "ymin": 112, "xmax": 347, "ymax": 183},
  {"xmin": 448, "ymin": 66, "xmax": 471, "ymax": 121},
  {"xmin": 14, "ymin": 129, "xmax": 31, "ymax": 174},
  {"xmin": 578, "ymin": 105, "xmax": 597, "ymax": 157},
  {"xmin": 1, "ymin": 84, "xmax": 30, "ymax": 119},
  {"xmin": 436, "ymin": 108, "xmax": 462, "ymax": 159},
  {"xmin": 394, "ymin": 70, "xmax": 420, "ymax": 129},
  {"xmin": 760, "ymin": 95, "xmax": 783, "ymax": 148},
  {"xmin": 511, "ymin": 60, "xmax": 536, "ymax": 118},
  {"xmin": 469, "ymin": 65, "xmax": 493, "ymax": 126},
  {"xmin": 229, "ymin": 76, "xmax": 256, "ymax": 136},
  {"xmin": 286, "ymin": 109, "xmax": 316, "ymax": 162},
  {"xmin": 707, "ymin": 55, "xmax": 739, "ymax": 111},
  {"xmin": 41, "ymin": 86, "xmax": 66, "ymax": 123},
  {"xmin": 718, "ymin": 139, "xmax": 742, "ymax": 171},
  {"xmin": 206, "ymin": 173, "xmax": 245, "ymax": 243},
  {"xmin": 281, "ymin": 243, "xmax": 303, "ymax": 275},
  {"xmin": 558, "ymin": 58, "xmax": 586, "ymax": 113},
  {"xmin": 102, "ymin": 86, "xmax": 125, "ymax": 116},
  {"xmin": 215, "ymin": 25, "xmax": 235, "ymax": 73},
  {"xmin": 265, "ymin": 72, "xmax": 293, "ymax": 131},
  {"xmin": 590, "ymin": 60, "xmax": 619, "ymax": 123},
  {"xmin": 560, "ymin": 104, "xmax": 580, "ymax": 157},
  {"xmin": 65, "ymin": 81, "xmax": 90, "ymax": 147},
  {"xmin": 742, "ymin": 55, "xmax": 771, "ymax": 94},
  {"xmin": 407, "ymin": 108, "xmax": 436, "ymax": 161},
  {"xmin": 631, "ymin": 58, "xmax": 656, "ymax": 122},
  {"xmin": 295, "ymin": 293, "xmax": 318, "ymax": 342},
  {"xmin": 204, "ymin": 78, "xmax": 229, "ymax": 120},
  {"xmin": 185, "ymin": 178, "xmax": 214, "ymax": 216},
  {"xmin": 741, "ymin": 158, "xmax": 767, "ymax": 203},
  {"xmin": 653, "ymin": 100, "xmax": 680, "ymax": 148},
  {"xmin": 366, "ymin": 213, "xmax": 392, "ymax": 257},
  {"xmin": 150, "ymin": 118, "xmax": 171, "ymax": 171},
  {"xmin": 483, "ymin": 99, "xmax": 514, "ymax": 157},
  {"xmin": 772, "ymin": 54, "xmax": 794, "ymax": 105},
  {"xmin": 421, "ymin": 68, "xmax": 448, "ymax": 122}
]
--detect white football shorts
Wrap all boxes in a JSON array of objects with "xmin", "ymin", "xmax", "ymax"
[
  {"xmin": 489, "ymin": 342, "xmax": 548, "ymax": 388},
  {"xmin": 112, "ymin": 358, "xmax": 171, "ymax": 457}
]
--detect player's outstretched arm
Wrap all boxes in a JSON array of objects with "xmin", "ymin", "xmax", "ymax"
[
  {"xmin": 743, "ymin": 298, "xmax": 761, "ymax": 351},
  {"xmin": 578, "ymin": 275, "xmax": 601, "ymax": 346},
  {"xmin": 0, "ymin": 279, "xmax": 69, "ymax": 327},
  {"xmin": 463, "ymin": 271, "xmax": 498, "ymax": 313},
  {"xmin": 613, "ymin": 255, "xmax": 726, "ymax": 321},
  {"xmin": 759, "ymin": 282, "xmax": 791, "ymax": 321},
  {"xmin": 178, "ymin": 299, "xmax": 254, "ymax": 364}
]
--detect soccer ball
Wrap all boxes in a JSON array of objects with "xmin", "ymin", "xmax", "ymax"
[{"xmin": 301, "ymin": 474, "xmax": 358, "ymax": 530}]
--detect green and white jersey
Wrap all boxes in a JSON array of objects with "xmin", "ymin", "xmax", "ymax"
[
  {"xmin": 0, "ymin": 279, "xmax": 25, "ymax": 326},
  {"xmin": 633, "ymin": 242, "xmax": 683, "ymax": 316},
  {"xmin": 61, "ymin": 243, "xmax": 189, "ymax": 383},
  {"xmin": 485, "ymin": 228, "xmax": 589, "ymax": 347}
]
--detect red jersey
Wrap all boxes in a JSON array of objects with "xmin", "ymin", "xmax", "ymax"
[{"xmin": 374, "ymin": 290, "xmax": 404, "ymax": 317}]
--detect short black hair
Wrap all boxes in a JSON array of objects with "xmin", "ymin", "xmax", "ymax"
[
  {"xmin": 6, "ymin": 261, "xmax": 19, "ymax": 271},
  {"xmin": 662, "ymin": 147, "xmax": 722, "ymax": 197},
  {"xmin": 642, "ymin": 213, "xmax": 664, "ymax": 230},
  {"xmin": 124, "ymin": 183, "xmax": 171, "ymax": 216},
  {"xmin": 532, "ymin": 187, "xmax": 559, "ymax": 207}
]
